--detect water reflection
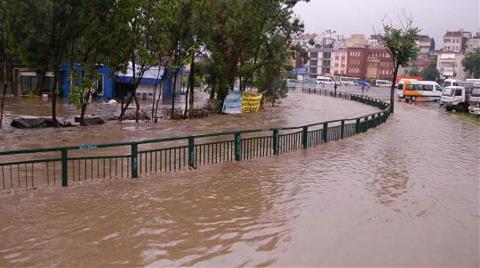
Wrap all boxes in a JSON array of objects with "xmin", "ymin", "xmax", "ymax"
[{"xmin": 370, "ymin": 149, "xmax": 409, "ymax": 206}]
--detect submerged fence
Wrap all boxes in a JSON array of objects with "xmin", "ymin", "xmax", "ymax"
[{"xmin": 0, "ymin": 88, "xmax": 390, "ymax": 191}]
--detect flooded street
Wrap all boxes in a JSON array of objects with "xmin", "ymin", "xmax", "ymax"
[
  {"xmin": 0, "ymin": 91, "xmax": 375, "ymax": 150},
  {"xmin": 0, "ymin": 90, "xmax": 479, "ymax": 267}
]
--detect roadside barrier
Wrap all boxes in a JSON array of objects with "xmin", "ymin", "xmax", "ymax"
[{"xmin": 0, "ymin": 88, "xmax": 391, "ymax": 191}]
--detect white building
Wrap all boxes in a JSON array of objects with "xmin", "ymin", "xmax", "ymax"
[
  {"xmin": 466, "ymin": 36, "xmax": 480, "ymax": 53},
  {"xmin": 331, "ymin": 48, "xmax": 348, "ymax": 76},
  {"xmin": 436, "ymin": 52, "xmax": 466, "ymax": 80}
]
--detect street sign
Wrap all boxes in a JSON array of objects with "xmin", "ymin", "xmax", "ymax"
[{"xmin": 295, "ymin": 68, "xmax": 308, "ymax": 75}]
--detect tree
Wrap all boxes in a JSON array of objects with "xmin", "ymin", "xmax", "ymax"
[
  {"xmin": 0, "ymin": 0, "xmax": 15, "ymax": 129},
  {"xmin": 12, "ymin": 0, "xmax": 85, "ymax": 126},
  {"xmin": 379, "ymin": 19, "xmax": 420, "ymax": 113},
  {"xmin": 202, "ymin": 0, "xmax": 305, "ymax": 111},
  {"xmin": 462, "ymin": 49, "xmax": 480, "ymax": 79},
  {"xmin": 421, "ymin": 63, "xmax": 440, "ymax": 81},
  {"xmin": 68, "ymin": 67, "xmax": 96, "ymax": 126}
]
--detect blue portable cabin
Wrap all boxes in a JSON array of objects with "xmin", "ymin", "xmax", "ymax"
[
  {"xmin": 59, "ymin": 64, "xmax": 114, "ymax": 102},
  {"xmin": 115, "ymin": 62, "xmax": 183, "ymax": 101}
]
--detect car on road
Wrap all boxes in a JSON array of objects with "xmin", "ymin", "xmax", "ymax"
[
  {"xmin": 375, "ymin": 79, "xmax": 392, "ymax": 87},
  {"xmin": 339, "ymin": 76, "xmax": 360, "ymax": 86},
  {"xmin": 316, "ymin": 76, "xmax": 334, "ymax": 85}
]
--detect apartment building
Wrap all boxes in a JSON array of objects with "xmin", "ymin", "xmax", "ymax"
[
  {"xmin": 437, "ymin": 51, "xmax": 466, "ymax": 80},
  {"xmin": 437, "ymin": 30, "xmax": 472, "ymax": 80},
  {"xmin": 331, "ymin": 48, "xmax": 348, "ymax": 76},
  {"xmin": 306, "ymin": 45, "xmax": 334, "ymax": 78},
  {"xmin": 443, "ymin": 30, "xmax": 471, "ymax": 53},
  {"xmin": 366, "ymin": 47, "xmax": 394, "ymax": 80},
  {"xmin": 466, "ymin": 33, "xmax": 480, "ymax": 53},
  {"xmin": 346, "ymin": 47, "xmax": 368, "ymax": 78}
]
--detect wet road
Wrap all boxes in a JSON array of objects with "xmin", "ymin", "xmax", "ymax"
[{"xmin": 0, "ymin": 91, "xmax": 479, "ymax": 267}]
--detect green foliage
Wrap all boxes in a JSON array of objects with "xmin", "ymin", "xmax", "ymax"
[
  {"xmin": 68, "ymin": 70, "xmax": 96, "ymax": 111},
  {"xmin": 380, "ymin": 22, "xmax": 420, "ymax": 68},
  {"xmin": 408, "ymin": 69, "xmax": 421, "ymax": 77},
  {"xmin": 421, "ymin": 64, "xmax": 440, "ymax": 81},
  {"xmin": 462, "ymin": 49, "xmax": 480, "ymax": 79},
  {"xmin": 5, "ymin": 0, "xmax": 308, "ymax": 118}
]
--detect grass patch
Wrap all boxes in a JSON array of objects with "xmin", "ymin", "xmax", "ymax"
[{"xmin": 455, "ymin": 112, "xmax": 480, "ymax": 124}]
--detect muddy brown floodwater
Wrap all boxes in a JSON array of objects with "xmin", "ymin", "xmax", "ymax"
[{"xmin": 0, "ymin": 91, "xmax": 479, "ymax": 267}]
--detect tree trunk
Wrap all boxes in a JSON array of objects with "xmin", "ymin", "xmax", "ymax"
[
  {"xmin": 390, "ymin": 66, "xmax": 399, "ymax": 113},
  {"xmin": 133, "ymin": 94, "xmax": 140, "ymax": 123},
  {"xmin": 151, "ymin": 81, "xmax": 159, "ymax": 122},
  {"xmin": 154, "ymin": 82, "xmax": 163, "ymax": 123},
  {"xmin": 80, "ymin": 103, "xmax": 87, "ymax": 126},
  {"xmin": 35, "ymin": 68, "xmax": 47, "ymax": 95},
  {"xmin": 183, "ymin": 73, "xmax": 188, "ymax": 119},
  {"xmin": 187, "ymin": 59, "xmax": 195, "ymax": 117},
  {"xmin": 51, "ymin": 70, "xmax": 58, "ymax": 127},
  {"xmin": 0, "ymin": 59, "xmax": 6, "ymax": 129},
  {"xmin": 171, "ymin": 71, "xmax": 177, "ymax": 119}
]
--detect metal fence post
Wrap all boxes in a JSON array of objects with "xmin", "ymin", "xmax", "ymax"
[
  {"xmin": 340, "ymin": 120, "xmax": 345, "ymax": 139},
  {"xmin": 131, "ymin": 143, "xmax": 138, "ymax": 178},
  {"xmin": 272, "ymin": 129, "xmax": 279, "ymax": 155},
  {"xmin": 234, "ymin": 132, "xmax": 241, "ymax": 161},
  {"xmin": 355, "ymin": 118, "xmax": 360, "ymax": 134},
  {"xmin": 302, "ymin": 126, "xmax": 308, "ymax": 149},
  {"xmin": 61, "ymin": 149, "xmax": 68, "ymax": 187},
  {"xmin": 188, "ymin": 136, "xmax": 195, "ymax": 168},
  {"xmin": 322, "ymin": 122, "xmax": 328, "ymax": 143}
]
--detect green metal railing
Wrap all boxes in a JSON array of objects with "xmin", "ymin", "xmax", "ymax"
[{"xmin": 0, "ymin": 88, "xmax": 391, "ymax": 191}]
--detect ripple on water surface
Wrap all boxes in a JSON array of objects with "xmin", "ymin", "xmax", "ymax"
[{"xmin": 0, "ymin": 96, "xmax": 478, "ymax": 267}]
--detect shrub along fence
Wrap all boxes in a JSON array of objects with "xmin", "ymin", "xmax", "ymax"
[{"xmin": 0, "ymin": 88, "xmax": 390, "ymax": 191}]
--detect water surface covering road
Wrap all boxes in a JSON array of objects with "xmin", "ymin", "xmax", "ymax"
[{"xmin": 0, "ymin": 92, "xmax": 478, "ymax": 267}]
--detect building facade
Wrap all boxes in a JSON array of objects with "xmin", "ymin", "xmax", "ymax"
[
  {"xmin": 331, "ymin": 48, "xmax": 348, "ymax": 76},
  {"xmin": 436, "ymin": 52, "xmax": 466, "ymax": 80},
  {"xmin": 306, "ymin": 45, "xmax": 333, "ymax": 78},
  {"xmin": 366, "ymin": 47, "xmax": 394, "ymax": 80},
  {"xmin": 346, "ymin": 47, "xmax": 368, "ymax": 79}
]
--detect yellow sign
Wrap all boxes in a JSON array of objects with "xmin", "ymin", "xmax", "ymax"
[{"xmin": 242, "ymin": 92, "xmax": 262, "ymax": 112}]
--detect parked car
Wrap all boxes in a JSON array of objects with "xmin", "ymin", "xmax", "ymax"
[
  {"xmin": 316, "ymin": 76, "xmax": 334, "ymax": 85},
  {"xmin": 440, "ymin": 86, "xmax": 469, "ymax": 112},
  {"xmin": 375, "ymin": 79, "xmax": 392, "ymax": 87}
]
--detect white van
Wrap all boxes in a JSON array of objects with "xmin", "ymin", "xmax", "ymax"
[
  {"xmin": 397, "ymin": 80, "xmax": 443, "ymax": 101},
  {"xmin": 316, "ymin": 76, "xmax": 334, "ymax": 85},
  {"xmin": 339, "ymin": 77, "xmax": 360, "ymax": 86},
  {"xmin": 375, "ymin": 79, "xmax": 392, "ymax": 87}
]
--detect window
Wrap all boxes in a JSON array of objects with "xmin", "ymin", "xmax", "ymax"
[
  {"xmin": 454, "ymin": 89, "xmax": 462, "ymax": 96},
  {"xmin": 97, "ymin": 74, "xmax": 104, "ymax": 96},
  {"xmin": 20, "ymin": 75, "xmax": 36, "ymax": 95},
  {"xmin": 423, "ymin": 84, "xmax": 433, "ymax": 91},
  {"xmin": 43, "ymin": 77, "xmax": 54, "ymax": 93},
  {"xmin": 310, "ymin": 52, "xmax": 318, "ymax": 58}
]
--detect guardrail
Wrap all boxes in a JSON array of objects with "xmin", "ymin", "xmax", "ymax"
[{"xmin": 0, "ymin": 88, "xmax": 390, "ymax": 191}]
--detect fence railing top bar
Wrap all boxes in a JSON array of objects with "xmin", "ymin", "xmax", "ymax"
[{"xmin": 0, "ymin": 90, "xmax": 390, "ymax": 157}]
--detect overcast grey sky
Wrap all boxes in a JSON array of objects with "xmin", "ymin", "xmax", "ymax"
[{"xmin": 293, "ymin": 0, "xmax": 480, "ymax": 45}]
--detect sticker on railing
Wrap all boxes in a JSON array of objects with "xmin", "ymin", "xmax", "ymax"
[{"xmin": 79, "ymin": 144, "xmax": 98, "ymax": 150}]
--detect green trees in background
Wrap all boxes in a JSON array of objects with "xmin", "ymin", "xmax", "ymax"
[
  {"xmin": 0, "ymin": 0, "xmax": 306, "ymax": 126},
  {"xmin": 462, "ymin": 49, "xmax": 480, "ymax": 79}
]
